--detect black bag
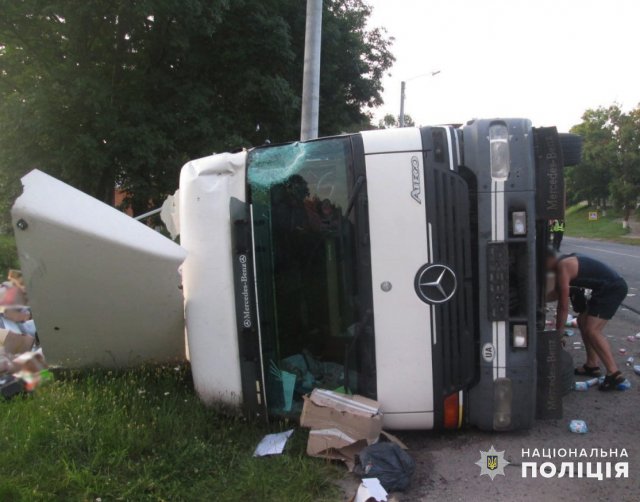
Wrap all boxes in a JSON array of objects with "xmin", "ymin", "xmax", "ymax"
[
  {"xmin": 0, "ymin": 375, "xmax": 24, "ymax": 400},
  {"xmin": 354, "ymin": 442, "xmax": 415, "ymax": 492}
]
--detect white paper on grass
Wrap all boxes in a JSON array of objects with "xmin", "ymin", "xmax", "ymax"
[
  {"xmin": 253, "ymin": 429, "xmax": 294, "ymax": 457},
  {"xmin": 355, "ymin": 478, "xmax": 388, "ymax": 502}
]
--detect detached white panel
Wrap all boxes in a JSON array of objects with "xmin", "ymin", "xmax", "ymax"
[
  {"xmin": 180, "ymin": 152, "xmax": 247, "ymax": 406},
  {"xmin": 361, "ymin": 128, "xmax": 435, "ymax": 429},
  {"xmin": 11, "ymin": 170, "xmax": 187, "ymax": 367}
]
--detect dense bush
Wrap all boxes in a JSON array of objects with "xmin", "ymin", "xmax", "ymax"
[{"xmin": 0, "ymin": 235, "xmax": 18, "ymax": 274}]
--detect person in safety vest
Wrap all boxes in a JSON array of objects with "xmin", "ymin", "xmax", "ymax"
[{"xmin": 549, "ymin": 219, "xmax": 565, "ymax": 251}]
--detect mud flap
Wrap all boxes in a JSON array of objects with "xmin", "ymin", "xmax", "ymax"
[{"xmin": 536, "ymin": 330, "xmax": 563, "ymax": 419}]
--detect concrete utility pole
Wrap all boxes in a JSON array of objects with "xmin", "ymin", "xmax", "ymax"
[
  {"xmin": 300, "ymin": 0, "xmax": 323, "ymax": 141},
  {"xmin": 399, "ymin": 81, "xmax": 407, "ymax": 127}
]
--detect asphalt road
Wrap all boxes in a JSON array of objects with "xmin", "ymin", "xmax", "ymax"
[
  {"xmin": 562, "ymin": 237, "xmax": 640, "ymax": 313},
  {"xmin": 339, "ymin": 237, "xmax": 640, "ymax": 501}
]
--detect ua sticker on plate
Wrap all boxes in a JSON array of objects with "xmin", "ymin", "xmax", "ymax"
[{"xmin": 482, "ymin": 343, "xmax": 495, "ymax": 363}]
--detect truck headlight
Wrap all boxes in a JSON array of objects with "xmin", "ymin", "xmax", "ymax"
[
  {"xmin": 512, "ymin": 211, "xmax": 527, "ymax": 235},
  {"xmin": 489, "ymin": 123, "xmax": 510, "ymax": 181},
  {"xmin": 512, "ymin": 324, "xmax": 528, "ymax": 348}
]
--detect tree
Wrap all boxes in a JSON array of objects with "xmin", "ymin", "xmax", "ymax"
[
  {"xmin": 567, "ymin": 107, "xmax": 616, "ymax": 208},
  {"xmin": 0, "ymin": 0, "xmax": 394, "ymax": 223},
  {"xmin": 378, "ymin": 113, "xmax": 415, "ymax": 129},
  {"xmin": 567, "ymin": 104, "xmax": 640, "ymax": 228},
  {"xmin": 608, "ymin": 105, "xmax": 640, "ymax": 228}
]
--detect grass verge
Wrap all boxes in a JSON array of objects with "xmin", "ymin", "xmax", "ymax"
[
  {"xmin": 564, "ymin": 205, "xmax": 639, "ymax": 245},
  {"xmin": 0, "ymin": 365, "xmax": 340, "ymax": 502}
]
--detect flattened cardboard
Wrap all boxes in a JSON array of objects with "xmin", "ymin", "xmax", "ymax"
[
  {"xmin": 0, "ymin": 329, "xmax": 35, "ymax": 355},
  {"xmin": 301, "ymin": 389, "xmax": 382, "ymax": 469},
  {"xmin": 301, "ymin": 390, "xmax": 382, "ymax": 443}
]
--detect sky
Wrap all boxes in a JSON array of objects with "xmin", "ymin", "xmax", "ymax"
[{"xmin": 366, "ymin": 0, "xmax": 640, "ymax": 131}]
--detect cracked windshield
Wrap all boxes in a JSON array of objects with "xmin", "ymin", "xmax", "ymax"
[{"xmin": 248, "ymin": 138, "xmax": 375, "ymax": 415}]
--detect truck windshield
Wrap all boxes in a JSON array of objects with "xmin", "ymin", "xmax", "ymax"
[{"xmin": 248, "ymin": 138, "xmax": 373, "ymax": 416}]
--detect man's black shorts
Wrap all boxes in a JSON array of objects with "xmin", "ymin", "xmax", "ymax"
[{"xmin": 570, "ymin": 278, "xmax": 628, "ymax": 320}]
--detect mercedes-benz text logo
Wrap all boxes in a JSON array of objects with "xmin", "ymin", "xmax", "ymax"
[{"xmin": 415, "ymin": 264, "xmax": 457, "ymax": 304}]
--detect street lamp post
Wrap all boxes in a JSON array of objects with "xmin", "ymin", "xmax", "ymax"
[
  {"xmin": 399, "ymin": 70, "xmax": 441, "ymax": 128},
  {"xmin": 300, "ymin": 0, "xmax": 323, "ymax": 141}
]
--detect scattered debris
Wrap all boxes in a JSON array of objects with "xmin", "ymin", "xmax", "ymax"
[
  {"xmin": 634, "ymin": 365, "xmax": 640, "ymax": 376},
  {"xmin": 0, "ymin": 374, "xmax": 24, "ymax": 399},
  {"xmin": 569, "ymin": 420, "xmax": 588, "ymax": 433},
  {"xmin": 253, "ymin": 429, "xmax": 294, "ymax": 457},
  {"xmin": 598, "ymin": 375, "xmax": 632, "ymax": 390},
  {"xmin": 565, "ymin": 329, "xmax": 575, "ymax": 337},
  {"xmin": 627, "ymin": 336, "xmax": 636, "ymax": 342},
  {"xmin": 352, "ymin": 478, "xmax": 388, "ymax": 502},
  {"xmin": 616, "ymin": 379, "xmax": 632, "ymax": 390},
  {"xmin": 574, "ymin": 377, "xmax": 599, "ymax": 392},
  {"xmin": 619, "ymin": 348, "xmax": 627, "ymax": 354},
  {"xmin": 354, "ymin": 442, "xmax": 416, "ymax": 493},
  {"xmin": 626, "ymin": 356, "xmax": 635, "ymax": 366},
  {"xmin": 0, "ymin": 269, "xmax": 50, "ymax": 397},
  {"xmin": 300, "ymin": 389, "xmax": 381, "ymax": 470}
]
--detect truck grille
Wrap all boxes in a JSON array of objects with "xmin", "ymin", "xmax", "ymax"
[{"xmin": 430, "ymin": 168, "xmax": 477, "ymax": 393}]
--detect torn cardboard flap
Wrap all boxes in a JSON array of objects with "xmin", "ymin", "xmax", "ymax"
[
  {"xmin": 307, "ymin": 432, "xmax": 368, "ymax": 471},
  {"xmin": 308, "ymin": 388, "xmax": 380, "ymax": 417}
]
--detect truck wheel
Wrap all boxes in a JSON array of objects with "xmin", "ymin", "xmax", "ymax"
[{"xmin": 559, "ymin": 133, "xmax": 583, "ymax": 167}]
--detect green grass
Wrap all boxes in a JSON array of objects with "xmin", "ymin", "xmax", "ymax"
[
  {"xmin": 0, "ymin": 365, "xmax": 340, "ymax": 502},
  {"xmin": 564, "ymin": 204, "xmax": 638, "ymax": 244}
]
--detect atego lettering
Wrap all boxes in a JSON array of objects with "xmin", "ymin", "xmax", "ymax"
[{"xmin": 410, "ymin": 156, "xmax": 422, "ymax": 204}]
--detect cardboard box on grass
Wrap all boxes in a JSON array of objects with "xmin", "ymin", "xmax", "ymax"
[
  {"xmin": 0, "ymin": 329, "xmax": 34, "ymax": 355},
  {"xmin": 300, "ymin": 388, "xmax": 382, "ymax": 469}
]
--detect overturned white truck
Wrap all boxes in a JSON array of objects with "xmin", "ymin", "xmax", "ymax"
[{"xmin": 12, "ymin": 119, "xmax": 581, "ymax": 431}]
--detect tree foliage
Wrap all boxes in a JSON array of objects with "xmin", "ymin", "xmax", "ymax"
[
  {"xmin": 378, "ymin": 113, "xmax": 414, "ymax": 129},
  {"xmin": 0, "ymin": 0, "xmax": 394, "ymax": 221},
  {"xmin": 567, "ymin": 107, "xmax": 616, "ymax": 207},
  {"xmin": 567, "ymin": 104, "xmax": 640, "ymax": 226}
]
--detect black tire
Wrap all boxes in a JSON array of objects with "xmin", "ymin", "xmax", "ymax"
[{"xmin": 559, "ymin": 133, "xmax": 583, "ymax": 167}]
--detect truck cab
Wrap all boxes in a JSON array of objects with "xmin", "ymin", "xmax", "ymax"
[{"xmin": 180, "ymin": 118, "xmax": 576, "ymax": 431}]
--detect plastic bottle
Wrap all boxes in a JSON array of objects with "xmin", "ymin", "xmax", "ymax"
[
  {"xmin": 616, "ymin": 379, "xmax": 632, "ymax": 391},
  {"xmin": 574, "ymin": 381, "xmax": 589, "ymax": 391},
  {"xmin": 585, "ymin": 377, "xmax": 599, "ymax": 388},
  {"xmin": 569, "ymin": 420, "xmax": 588, "ymax": 433}
]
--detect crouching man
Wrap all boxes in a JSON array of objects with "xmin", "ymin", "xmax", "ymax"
[{"xmin": 546, "ymin": 250, "xmax": 628, "ymax": 390}]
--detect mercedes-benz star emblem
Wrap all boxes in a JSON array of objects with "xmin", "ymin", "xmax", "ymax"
[{"xmin": 415, "ymin": 264, "xmax": 457, "ymax": 304}]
